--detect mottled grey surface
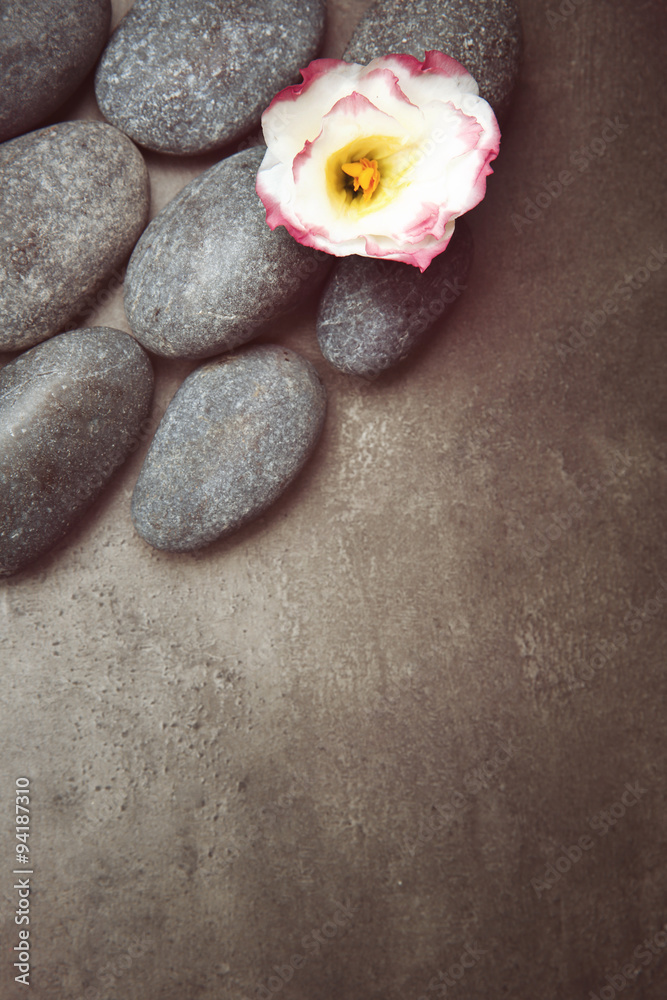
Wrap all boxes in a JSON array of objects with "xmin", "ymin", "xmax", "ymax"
[
  {"xmin": 318, "ymin": 218, "xmax": 473, "ymax": 378},
  {"xmin": 345, "ymin": 0, "xmax": 521, "ymax": 120},
  {"xmin": 0, "ymin": 121, "xmax": 149, "ymax": 351},
  {"xmin": 132, "ymin": 344, "xmax": 326, "ymax": 551},
  {"xmin": 0, "ymin": 327, "xmax": 153, "ymax": 576},
  {"xmin": 95, "ymin": 0, "xmax": 326, "ymax": 154},
  {"xmin": 2, "ymin": 2, "xmax": 667, "ymax": 1000},
  {"xmin": 0, "ymin": 0, "xmax": 111, "ymax": 143},
  {"xmin": 124, "ymin": 146, "xmax": 331, "ymax": 360}
]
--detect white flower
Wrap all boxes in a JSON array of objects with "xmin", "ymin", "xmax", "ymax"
[{"xmin": 256, "ymin": 51, "xmax": 500, "ymax": 271}]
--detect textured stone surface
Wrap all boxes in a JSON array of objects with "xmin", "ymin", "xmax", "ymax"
[
  {"xmin": 0, "ymin": 121, "xmax": 149, "ymax": 351},
  {"xmin": 132, "ymin": 345, "xmax": 326, "ymax": 551},
  {"xmin": 317, "ymin": 218, "xmax": 474, "ymax": 378},
  {"xmin": 95, "ymin": 0, "xmax": 326, "ymax": 155},
  {"xmin": 2, "ymin": 3, "xmax": 667, "ymax": 1000},
  {"xmin": 345, "ymin": 0, "xmax": 522, "ymax": 120},
  {"xmin": 124, "ymin": 146, "xmax": 331, "ymax": 360},
  {"xmin": 0, "ymin": 327, "xmax": 153, "ymax": 577},
  {"xmin": 0, "ymin": 0, "xmax": 111, "ymax": 143}
]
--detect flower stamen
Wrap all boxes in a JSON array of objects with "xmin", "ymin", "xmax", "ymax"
[{"xmin": 341, "ymin": 158, "xmax": 380, "ymax": 201}]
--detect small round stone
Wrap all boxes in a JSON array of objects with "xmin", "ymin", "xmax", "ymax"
[
  {"xmin": 0, "ymin": 121, "xmax": 150, "ymax": 352},
  {"xmin": 131, "ymin": 345, "xmax": 326, "ymax": 552},
  {"xmin": 344, "ymin": 0, "xmax": 522, "ymax": 121},
  {"xmin": 0, "ymin": 328, "xmax": 154, "ymax": 577},
  {"xmin": 124, "ymin": 146, "xmax": 331, "ymax": 360},
  {"xmin": 0, "ymin": 0, "xmax": 111, "ymax": 143},
  {"xmin": 317, "ymin": 219, "xmax": 474, "ymax": 379},
  {"xmin": 95, "ymin": 0, "xmax": 326, "ymax": 155}
]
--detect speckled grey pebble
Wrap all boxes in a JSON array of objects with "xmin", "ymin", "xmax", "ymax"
[
  {"xmin": 131, "ymin": 344, "xmax": 326, "ymax": 552},
  {"xmin": 317, "ymin": 219, "xmax": 474, "ymax": 379},
  {"xmin": 95, "ymin": 0, "xmax": 326, "ymax": 155},
  {"xmin": 0, "ymin": 0, "xmax": 111, "ymax": 143},
  {"xmin": 0, "ymin": 121, "xmax": 150, "ymax": 352},
  {"xmin": 344, "ymin": 0, "xmax": 522, "ymax": 121},
  {"xmin": 0, "ymin": 327, "xmax": 154, "ymax": 577},
  {"xmin": 124, "ymin": 146, "xmax": 331, "ymax": 360}
]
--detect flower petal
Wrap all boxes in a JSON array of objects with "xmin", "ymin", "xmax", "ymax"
[
  {"xmin": 257, "ymin": 50, "xmax": 500, "ymax": 270},
  {"xmin": 261, "ymin": 59, "xmax": 363, "ymax": 163}
]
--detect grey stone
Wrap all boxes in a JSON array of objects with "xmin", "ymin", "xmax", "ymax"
[
  {"xmin": 131, "ymin": 344, "xmax": 326, "ymax": 552},
  {"xmin": 0, "ymin": 121, "xmax": 150, "ymax": 352},
  {"xmin": 317, "ymin": 218, "xmax": 474, "ymax": 379},
  {"xmin": 0, "ymin": 0, "xmax": 111, "ymax": 143},
  {"xmin": 95, "ymin": 0, "xmax": 326, "ymax": 155},
  {"xmin": 344, "ymin": 0, "xmax": 522, "ymax": 121},
  {"xmin": 0, "ymin": 327, "xmax": 153, "ymax": 577},
  {"xmin": 124, "ymin": 146, "xmax": 331, "ymax": 360}
]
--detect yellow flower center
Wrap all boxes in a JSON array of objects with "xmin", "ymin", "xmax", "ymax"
[
  {"xmin": 341, "ymin": 157, "xmax": 380, "ymax": 201},
  {"xmin": 325, "ymin": 135, "xmax": 412, "ymax": 217}
]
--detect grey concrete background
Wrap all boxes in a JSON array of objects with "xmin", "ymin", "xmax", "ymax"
[{"xmin": 2, "ymin": 1, "xmax": 667, "ymax": 998}]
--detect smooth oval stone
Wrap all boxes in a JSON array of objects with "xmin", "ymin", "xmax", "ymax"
[
  {"xmin": 344, "ymin": 0, "xmax": 522, "ymax": 121},
  {"xmin": 0, "ymin": 328, "xmax": 154, "ymax": 577},
  {"xmin": 95, "ymin": 0, "xmax": 326, "ymax": 155},
  {"xmin": 317, "ymin": 219, "xmax": 474, "ymax": 379},
  {"xmin": 0, "ymin": 0, "xmax": 111, "ymax": 143},
  {"xmin": 0, "ymin": 121, "xmax": 150, "ymax": 352},
  {"xmin": 124, "ymin": 146, "xmax": 331, "ymax": 360},
  {"xmin": 131, "ymin": 345, "xmax": 326, "ymax": 552}
]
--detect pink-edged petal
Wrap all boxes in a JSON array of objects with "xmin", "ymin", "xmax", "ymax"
[
  {"xmin": 380, "ymin": 52, "xmax": 480, "ymax": 110},
  {"xmin": 257, "ymin": 173, "xmax": 327, "ymax": 249},
  {"xmin": 292, "ymin": 135, "xmax": 320, "ymax": 185},
  {"xmin": 443, "ymin": 143, "xmax": 499, "ymax": 217},
  {"xmin": 325, "ymin": 90, "xmax": 386, "ymax": 119},
  {"xmin": 359, "ymin": 67, "xmax": 419, "ymax": 108},
  {"xmin": 263, "ymin": 59, "xmax": 354, "ymax": 115},
  {"xmin": 256, "ymin": 170, "xmax": 292, "ymax": 231},
  {"xmin": 399, "ymin": 202, "xmax": 452, "ymax": 243},
  {"xmin": 261, "ymin": 59, "xmax": 366, "ymax": 162},
  {"xmin": 376, "ymin": 50, "xmax": 470, "ymax": 81},
  {"xmin": 363, "ymin": 225, "xmax": 455, "ymax": 271},
  {"xmin": 422, "ymin": 50, "xmax": 472, "ymax": 79},
  {"xmin": 452, "ymin": 106, "xmax": 485, "ymax": 152}
]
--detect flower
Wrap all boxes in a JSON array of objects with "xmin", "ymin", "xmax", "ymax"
[{"xmin": 255, "ymin": 51, "xmax": 500, "ymax": 271}]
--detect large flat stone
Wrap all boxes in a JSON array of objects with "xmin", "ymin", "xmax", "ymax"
[
  {"xmin": 0, "ymin": 327, "xmax": 153, "ymax": 577},
  {"xmin": 0, "ymin": 0, "xmax": 111, "ymax": 143},
  {"xmin": 124, "ymin": 146, "xmax": 331, "ymax": 360},
  {"xmin": 0, "ymin": 121, "xmax": 149, "ymax": 351},
  {"xmin": 132, "ymin": 344, "xmax": 327, "ymax": 551},
  {"xmin": 95, "ymin": 0, "xmax": 327, "ymax": 154}
]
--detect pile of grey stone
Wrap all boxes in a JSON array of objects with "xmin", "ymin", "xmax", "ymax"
[{"xmin": 0, "ymin": 0, "xmax": 521, "ymax": 575}]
